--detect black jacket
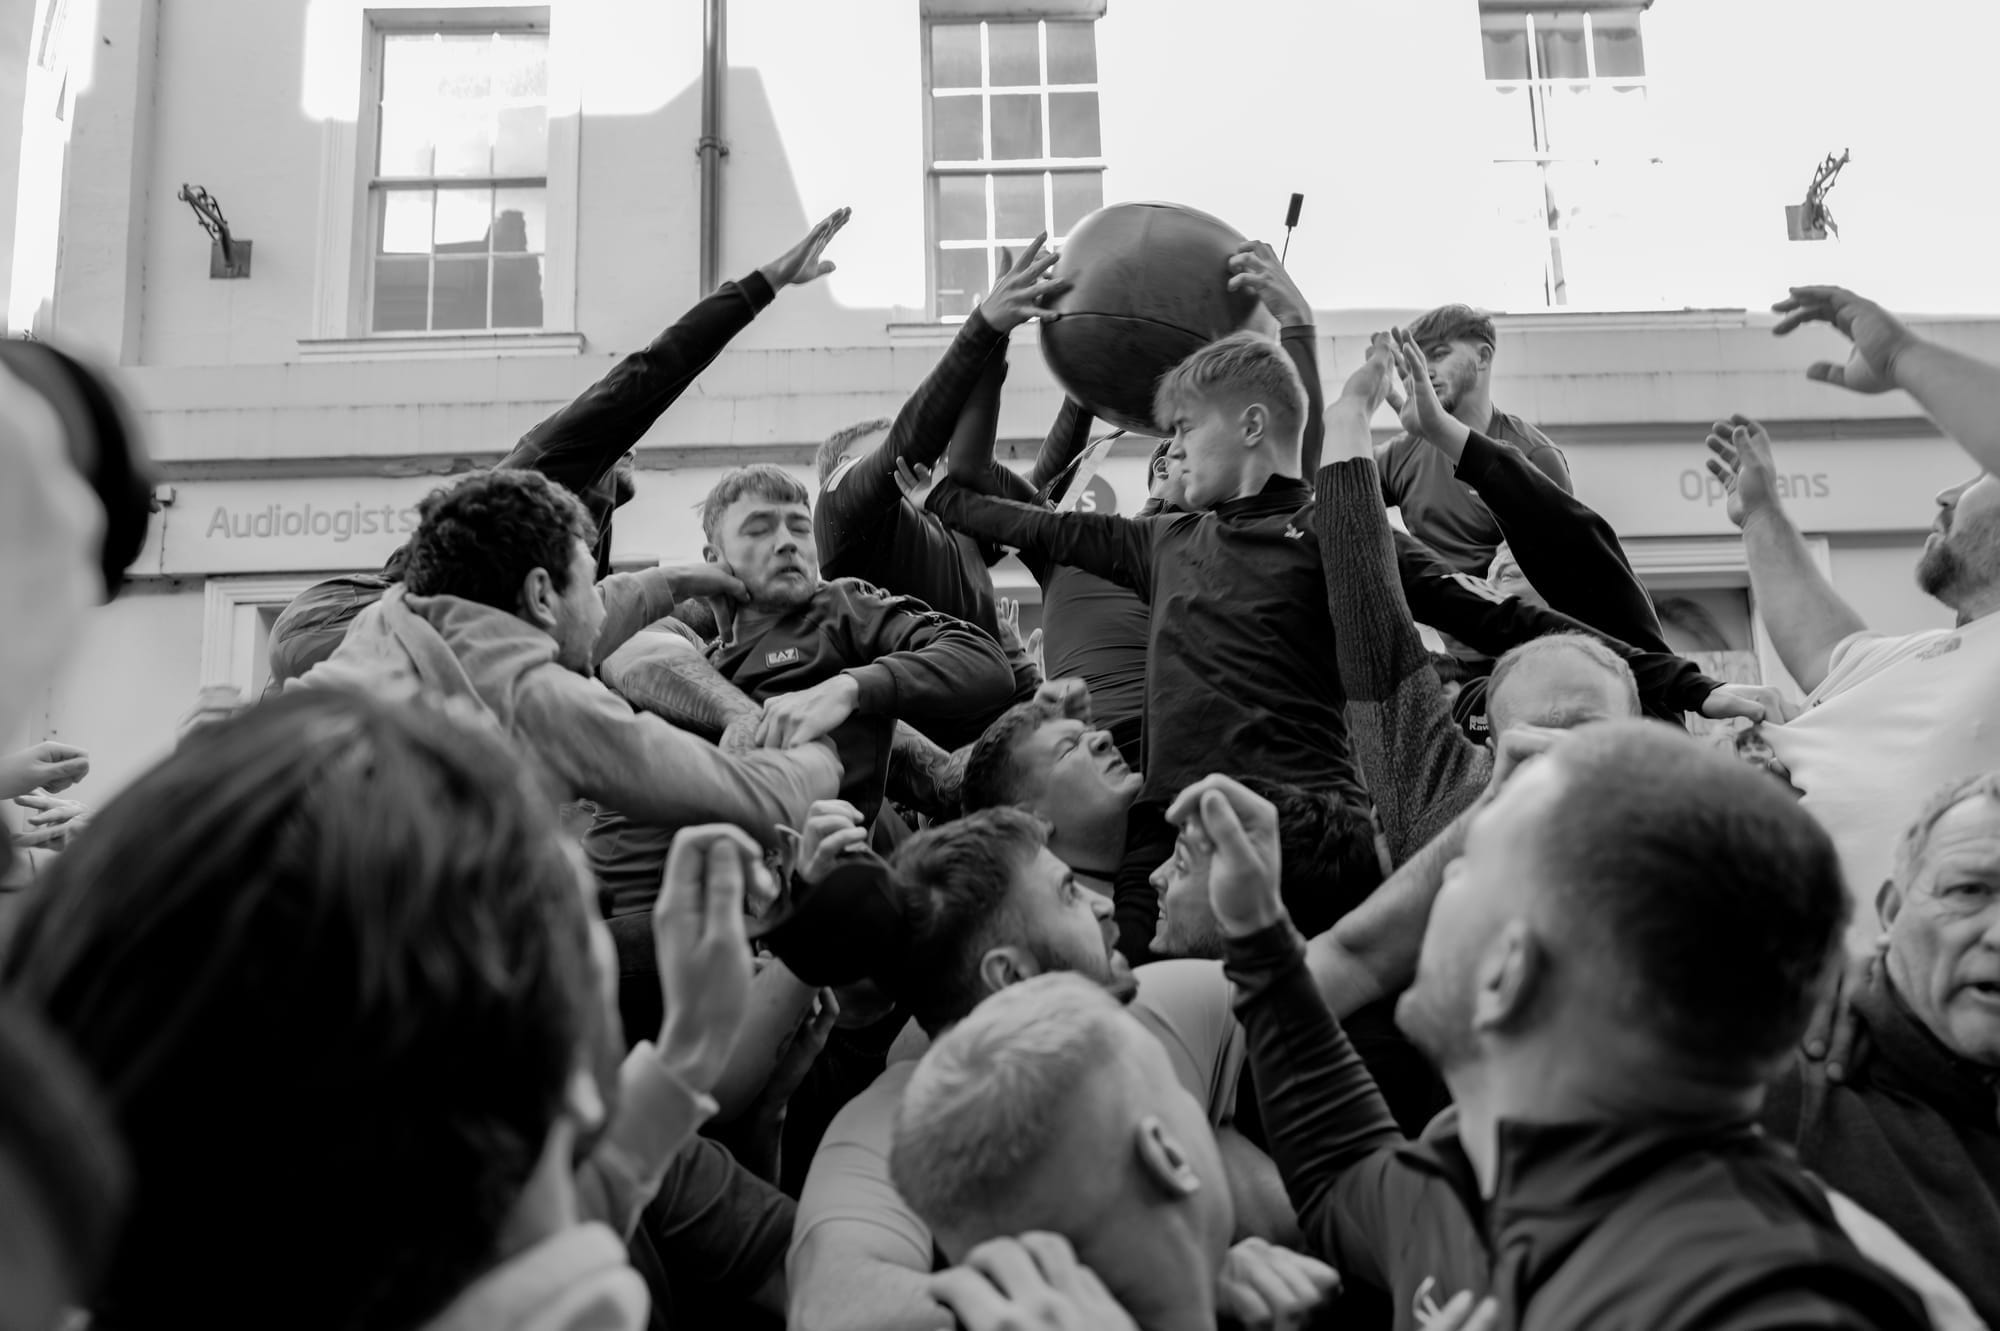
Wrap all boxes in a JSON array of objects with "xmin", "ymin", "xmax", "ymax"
[{"xmin": 1225, "ymin": 919, "xmax": 1932, "ymax": 1331}]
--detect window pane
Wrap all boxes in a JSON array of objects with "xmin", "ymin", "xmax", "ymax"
[
  {"xmin": 935, "ymin": 174, "xmax": 988, "ymax": 242},
  {"xmin": 380, "ymin": 189, "xmax": 434, "ymax": 253},
  {"xmin": 931, "ymin": 23, "xmax": 982, "ymax": 89},
  {"xmin": 433, "ymin": 256, "xmax": 490, "ymax": 330},
  {"xmin": 494, "ymin": 103, "xmax": 548, "ymax": 175},
  {"xmin": 932, "ymin": 95, "xmax": 984, "ymax": 161},
  {"xmin": 494, "ymin": 187, "xmax": 545, "ymax": 252},
  {"xmin": 435, "ymin": 187, "xmax": 491, "ymax": 253},
  {"xmin": 433, "ymin": 33, "xmax": 493, "ymax": 102},
  {"xmin": 1049, "ymin": 92, "xmax": 1099, "ymax": 157},
  {"xmin": 1046, "ymin": 22, "xmax": 1096, "ymax": 84},
  {"xmin": 994, "ymin": 173, "xmax": 1045, "ymax": 238},
  {"xmin": 491, "ymin": 32, "xmax": 548, "ymax": 98},
  {"xmin": 372, "ymin": 255, "xmax": 430, "ymax": 331},
  {"xmin": 1483, "ymin": 83, "xmax": 1536, "ymax": 157},
  {"xmin": 1051, "ymin": 171, "xmax": 1102, "ymax": 234},
  {"xmin": 990, "ymin": 94, "xmax": 1041, "ymax": 160},
  {"xmin": 431, "ymin": 104, "xmax": 493, "ymax": 177},
  {"xmin": 1534, "ymin": 12, "xmax": 1588, "ymax": 79},
  {"xmin": 493, "ymin": 255, "xmax": 544, "ymax": 327},
  {"xmin": 1591, "ymin": 9, "xmax": 1645, "ymax": 77},
  {"xmin": 988, "ymin": 22, "xmax": 1040, "ymax": 86},
  {"xmin": 382, "ymin": 33, "xmax": 456, "ymax": 102},
  {"xmin": 936, "ymin": 247, "xmax": 989, "ymax": 318},
  {"xmin": 378, "ymin": 106, "xmax": 432, "ymax": 175},
  {"xmin": 1480, "ymin": 13, "xmax": 1529, "ymax": 79}
]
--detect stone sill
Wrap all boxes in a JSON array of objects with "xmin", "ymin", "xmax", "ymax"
[{"xmin": 296, "ymin": 331, "xmax": 586, "ymax": 362}]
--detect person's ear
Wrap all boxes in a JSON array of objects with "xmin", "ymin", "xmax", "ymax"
[
  {"xmin": 519, "ymin": 566, "xmax": 561, "ymax": 632},
  {"xmin": 978, "ymin": 945, "xmax": 1038, "ymax": 996},
  {"xmin": 1240, "ymin": 402, "xmax": 1268, "ymax": 449},
  {"xmin": 564, "ymin": 1062, "xmax": 607, "ymax": 1136},
  {"xmin": 1475, "ymin": 342, "xmax": 1495, "ymax": 371},
  {"xmin": 1877, "ymin": 876, "xmax": 1903, "ymax": 931},
  {"xmin": 1134, "ymin": 1116, "xmax": 1203, "ymax": 1198},
  {"xmin": 1470, "ymin": 919, "xmax": 1540, "ymax": 1035},
  {"xmin": 702, "ymin": 542, "xmax": 725, "ymax": 568}
]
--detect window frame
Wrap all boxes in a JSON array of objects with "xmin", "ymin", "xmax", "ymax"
[
  {"xmin": 306, "ymin": 2, "xmax": 579, "ymax": 354},
  {"xmin": 1479, "ymin": 4, "xmax": 1655, "ymax": 308},
  {"xmin": 921, "ymin": 15, "xmax": 1106, "ymax": 323}
]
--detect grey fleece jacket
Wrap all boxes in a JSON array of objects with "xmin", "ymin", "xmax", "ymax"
[{"xmin": 294, "ymin": 569, "xmax": 839, "ymax": 844}]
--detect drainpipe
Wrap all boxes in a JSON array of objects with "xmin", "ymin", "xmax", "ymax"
[{"xmin": 697, "ymin": 0, "xmax": 728, "ymax": 293}]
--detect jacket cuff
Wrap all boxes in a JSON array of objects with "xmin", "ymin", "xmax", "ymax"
[
  {"xmin": 586, "ymin": 1041, "xmax": 718, "ymax": 1234},
  {"xmin": 734, "ymin": 270, "xmax": 777, "ymax": 312},
  {"xmin": 1453, "ymin": 428, "xmax": 1504, "ymax": 488},
  {"xmin": 845, "ymin": 663, "xmax": 898, "ymax": 715},
  {"xmin": 1221, "ymin": 917, "xmax": 1308, "ymax": 1003}
]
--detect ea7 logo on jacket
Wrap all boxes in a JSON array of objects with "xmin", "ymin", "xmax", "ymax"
[{"xmin": 765, "ymin": 647, "xmax": 801, "ymax": 668}]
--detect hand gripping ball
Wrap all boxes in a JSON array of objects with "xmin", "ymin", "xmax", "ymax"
[{"xmin": 1040, "ymin": 201, "xmax": 1277, "ymax": 434}]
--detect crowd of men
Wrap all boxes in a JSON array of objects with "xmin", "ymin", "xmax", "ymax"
[{"xmin": 2, "ymin": 206, "xmax": 1997, "ymax": 1331}]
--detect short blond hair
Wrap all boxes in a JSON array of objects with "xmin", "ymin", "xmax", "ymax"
[
  {"xmin": 890, "ymin": 973, "xmax": 1125, "ymax": 1240},
  {"xmin": 1151, "ymin": 331, "xmax": 1305, "ymax": 446}
]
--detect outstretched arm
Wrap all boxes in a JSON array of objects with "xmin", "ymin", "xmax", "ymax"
[
  {"xmin": 927, "ymin": 480, "xmax": 1163, "ymax": 598},
  {"xmin": 819, "ymin": 241, "xmax": 1069, "ymax": 562},
  {"xmin": 1706, "ymin": 415, "xmax": 1867, "ymax": 693},
  {"xmin": 503, "ymin": 209, "xmax": 850, "ymax": 498},
  {"xmin": 1313, "ymin": 336, "xmax": 1492, "ymax": 864},
  {"xmin": 1386, "ymin": 327, "xmax": 1671, "ymax": 655},
  {"xmin": 1776, "ymin": 284, "xmax": 2000, "ymax": 480}
]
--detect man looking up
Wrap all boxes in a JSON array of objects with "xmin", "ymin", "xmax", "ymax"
[
  {"xmin": 1180, "ymin": 729, "xmax": 1931, "ymax": 1331},
  {"xmin": 812, "ymin": 241, "xmax": 1071, "ymax": 744},
  {"xmin": 582, "ymin": 464, "xmax": 1012, "ymax": 917},
  {"xmin": 1764, "ymin": 771, "xmax": 2000, "ymax": 1326},
  {"xmin": 297, "ymin": 469, "xmax": 838, "ymax": 843},
  {"xmin": 1376, "ymin": 303, "xmax": 1571, "ymax": 577},
  {"xmin": 786, "ymin": 808, "xmax": 1312, "ymax": 1331}
]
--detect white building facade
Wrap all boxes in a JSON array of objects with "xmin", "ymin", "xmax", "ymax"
[{"xmin": 11, "ymin": 0, "xmax": 2000, "ymax": 794}]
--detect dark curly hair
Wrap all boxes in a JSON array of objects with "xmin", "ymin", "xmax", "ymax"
[
  {"xmin": 402, "ymin": 470, "xmax": 598, "ymax": 610},
  {"xmin": 959, "ymin": 699, "xmax": 1064, "ymax": 815},
  {"xmin": 1239, "ymin": 778, "xmax": 1384, "ymax": 938},
  {"xmin": 0, "ymin": 689, "xmax": 601, "ymax": 1331}
]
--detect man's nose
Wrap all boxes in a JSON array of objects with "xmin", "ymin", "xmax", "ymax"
[{"xmin": 1090, "ymin": 892, "xmax": 1113, "ymax": 920}]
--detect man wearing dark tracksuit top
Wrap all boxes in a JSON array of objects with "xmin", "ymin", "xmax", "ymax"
[
  {"xmin": 265, "ymin": 209, "xmax": 852, "ymax": 688},
  {"xmin": 1174, "ymin": 722, "xmax": 1930, "ymax": 1331}
]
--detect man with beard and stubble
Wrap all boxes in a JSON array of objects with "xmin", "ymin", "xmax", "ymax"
[
  {"xmin": 584, "ymin": 462, "xmax": 1011, "ymax": 1010},
  {"xmin": 1709, "ymin": 413, "xmax": 2000, "ymax": 948},
  {"xmin": 1176, "ymin": 728, "xmax": 1932, "ymax": 1331}
]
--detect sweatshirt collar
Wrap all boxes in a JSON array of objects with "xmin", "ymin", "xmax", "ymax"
[
  {"xmin": 1860, "ymin": 962, "xmax": 2000, "ymax": 1127},
  {"xmin": 1213, "ymin": 473, "xmax": 1311, "ymax": 519}
]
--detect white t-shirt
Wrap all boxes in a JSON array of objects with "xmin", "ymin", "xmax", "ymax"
[
  {"xmin": 1764, "ymin": 612, "xmax": 2000, "ymax": 949},
  {"xmin": 788, "ymin": 959, "xmax": 1244, "ymax": 1278}
]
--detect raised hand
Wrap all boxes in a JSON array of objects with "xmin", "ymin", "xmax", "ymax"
[
  {"xmin": 1216, "ymin": 1237, "xmax": 1341, "ymax": 1331},
  {"xmin": 760, "ymin": 207, "xmax": 852, "ymax": 290},
  {"xmin": 978, "ymin": 235, "xmax": 1072, "ymax": 333},
  {"xmin": 0, "ymin": 741, "xmax": 89, "ymax": 799},
  {"xmin": 1699, "ymin": 681, "xmax": 1801, "ymax": 726},
  {"xmin": 1337, "ymin": 331, "xmax": 1399, "ymax": 416},
  {"xmin": 1167, "ymin": 774, "xmax": 1285, "ymax": 937},
  {"xmin": 757, "ymin": 675, "xmax": 861, "ymax": 749},
  {"xmin": 1388, "ymin": 327, "xmax": 1463, "ymax": 447},
  {"xmin": 796, "ymin": 797, "xmax": 868, "ymax": 884},
  {"xmin": 1704, "ymin": 414, "xmax": 1783, "ymax": 530},
  {"xmin": 929, "ymin": 1234, "xmax": 1139, "ymax": 1331},
  {"xmin": 11, "ymin": 793, "xmax": 90, "ymax": 850},
  {"xmin": 1033, "ymin": 675, "xmax": 1093, "ymax": 723},
  {"xmin": 1227, "ymin": 240, "xmax": 1311, "ymax": 327},
  {"xmin": 1772, "ymin": 286, "xmax": 1918, "ymax": 396},
  {"xmin": 653, "ymin": 824, "xmax": 765, "ymax": 1094}
]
